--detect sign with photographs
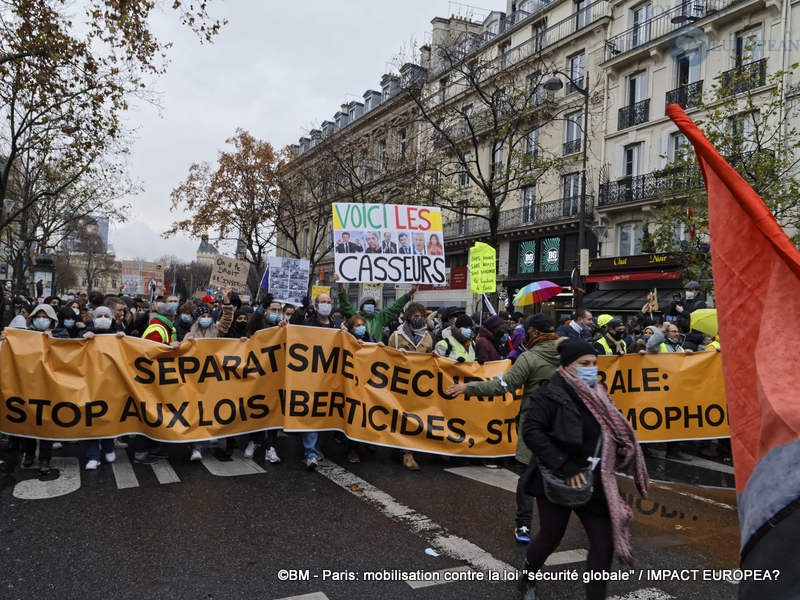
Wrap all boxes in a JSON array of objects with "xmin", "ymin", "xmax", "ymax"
[
  {"xmin": 332, "ymin": 203, "xmax": 446, "ymax": 284},
  {"xmin": 121, "ymin": 260, "xmax": 163, "ymax": 296},
  {"xmin": 267, "ymin": 256, "xmax": 310, "ymax": 306}
]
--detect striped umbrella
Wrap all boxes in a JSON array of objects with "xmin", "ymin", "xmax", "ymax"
[{"xmin": 512, "ymin": 280, "xmax": 563, "ymax": 306}]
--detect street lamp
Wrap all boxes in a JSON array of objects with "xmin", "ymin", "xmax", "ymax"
[{"xmin": 543, "ymin": 70, "xmax": 590, "ymax": 307}]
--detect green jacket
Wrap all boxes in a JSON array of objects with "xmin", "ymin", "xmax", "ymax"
[
  {"xmin": 338, "ymin": 288, "xmax": 410, "ymax": 342},
  {"xmin": 464, "ymin": 339, "xmax": 560, "ymax": 464}
]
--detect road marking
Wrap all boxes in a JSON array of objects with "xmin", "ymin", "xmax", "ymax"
[
  {"xmin": 13, "ymin": 457, "xmax": 81, "ymax": 500},
  {"xmin": 316, "ymin": 461, "xmax": 514, "ymax": 573},
  {"xmin": 151, "ymin": 460, "xmax": 181, "ymax": 484},
  {"xmin": 201, "ymin": 452, "xmax": 266, "ymax": 477},
  {"xmin": 608, "ymin": 588, "xmax": 674, "ymax": 600},
  {"xmin": 665, "ymin": 455, "xmax": 735, "ymax": 474},
  {"xmin": 444, "ymin": 466, "xmax": 518, "ymax": 492},
  {"xmin": 112, "ymin": 452, "xmax": 139, "ymax": 489},
  {"xmin": 545, "ymin": 549, "xmax": 588, "ymax": 566},
  {"xmin": 405, "ymin": 566, "xmax": 472, "ymax": 589},
  {"xmin": 274, "ymin": 594, "xmax": 329, "ymax": 600}
]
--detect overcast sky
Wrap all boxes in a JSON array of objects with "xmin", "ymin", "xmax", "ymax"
[{"xmin": 111, "ymin": 0, "xmax": 501, "ymax": 263}]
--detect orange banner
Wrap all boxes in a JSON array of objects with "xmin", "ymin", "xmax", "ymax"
[
  {"xmin": 598, "ymin": 352, "xmax": 729, "ymax": 442},
  {"xmin": 0, "ymin": 328, "xmax": 519, "ymax": 457}
]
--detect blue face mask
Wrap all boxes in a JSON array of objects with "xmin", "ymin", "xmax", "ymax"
[
  {"xmin": 354, "ymin": 325, "xmax": 367, "ymax": 337},
  {"xmin": 267, "ymin": 312, "xmax": 281, "ymax": 324},
  {"xmin": 198, "ymin": 317, "xmax": 213, "ymax": 328},
  {"xmin": 63, "ymin": 319, "xmax": 75, "ymax": 329},
  {"xmin": 180, "ymin": 314, "xmax": 192, "ymax": 323},
  {"xmin": 460, "ymin": 327, "xmax": 473, "ymax": 339},
  {"xmin": 362, "ymin": 304, "xmax": 375, "ymax": 315},
  {"xmin": 576, "ymin": 366, "xmax": 598, "ymax": 386}
]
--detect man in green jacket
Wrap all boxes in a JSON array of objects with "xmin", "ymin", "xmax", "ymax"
[
  {"xmin": 336, "ymin": 280, "xmax": 418, "ymax": 342},
  {"xmin": 447, "ymin": 313, "xmax": 560, "ymax": 545}
]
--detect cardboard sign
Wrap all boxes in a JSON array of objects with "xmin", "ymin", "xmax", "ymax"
[
  {"xmin": 209, "ymin": 255, "xmax": 249, "ymax": 291},
  {"xmin": 470, "ymin": 242, "xmax": 496, "ymax": 293}
]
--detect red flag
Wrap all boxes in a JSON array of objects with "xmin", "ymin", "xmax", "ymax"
[
  {"xmin": 320, "ymin": 266, "xmax": 326, "ymax": 283},
  {"xmin": 667, "ymin": 105, "xmax": 800, "ymax": 568}
]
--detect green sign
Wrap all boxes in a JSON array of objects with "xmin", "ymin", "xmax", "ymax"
[
  {"xmin": 540, "ymin": 237, "xmax": 560, "ymax": 272},
  {"xmin": 518, "ymin": 240, "xmax": 536, "ymax": 274},
  {"xmin": 469, "ymin": 242, "xmax": 496, "ymax": 293}
]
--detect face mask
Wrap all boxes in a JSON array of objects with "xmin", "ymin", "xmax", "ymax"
[
  {"xmin": 180, "ymin": 314, "xmax": 192, "ymax": 323},
  {"xmin": 500, "ymin": 333, "xmax": 510, "ymax": 344},
  {"xmin": 410, "ymin": 317, "xmax": 426, "ymax": 329},
  {"xmin": 63, "ymin": 319, "xmax": 75, "ymax": 329},
  {"xmin": 354, "ymin": 325, "xmax": 367, "ymax": 337},
  {"xmin": 460, "ymin": 327, "xmax": 473, "ymax": 339},
  {"xmin": 317, "ymin": 303, "xmax": 332, "ymax": 317},
  {"xmin": 267, "ymin": 312, "xmax": 281, "ymax": 324},
  {"xmin": 94, "ymin": 317, "xmax": 112, "ymax": 330},
  {"xmin": 611, "ymin": 330, "xmax": 625, "ymax": 340},
  {"xmin": 362, "ymin": 304, "xmax": 375, "ymax": 315},
  {"xmin": 576, "ymin": 366, "xmax": 598, "ymax": 386},
  {"xmin": 685, "ymin": 291, "xmax": 695, "ymax": 300},
  {"xmin": 198, "ymin": 317, "xmax": 213, "ymax": 328},
  {"xmin": 33, "ymin": 317, "xmax": 51, "ymax": 331}
]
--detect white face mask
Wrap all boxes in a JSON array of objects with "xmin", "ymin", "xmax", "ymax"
[
  {"xmin": 317, "ymin": 303, "xmax": 332, "ymax": 317},
  {"xmin": 33, "ymin": 317, "xmax": 52, "ymax": 331},
  {"xmin": 94, "ymin": 317, "xmax": 112, "ymax": 330}
]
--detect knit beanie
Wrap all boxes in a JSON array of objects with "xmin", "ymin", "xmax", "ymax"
[{"xmin": 558, "ymin": 338, "xmax": 596, "ymax": 366}]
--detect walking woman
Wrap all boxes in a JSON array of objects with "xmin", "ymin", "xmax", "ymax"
[{"xmin": 521, "ymin": 338, "xmax": 648, "ymax": 599}]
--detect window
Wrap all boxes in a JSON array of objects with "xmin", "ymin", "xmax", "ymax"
[
  {"xmin": 459, "ymin": 153, "xmax": 472, "ymax": 188},
  {"xmin": 359, "ymin": 149, "xmax": 368, "ymax": 179},
  {"xmin": 730, "ymin": 111, "xmax": 760, "ymax": 154},
  {"xmin": 499, "ymin": 41, "xmax": 511, "ymax": 67},
  {"xmin": 532, "ymin": 20, "xmax": 547, "ymax": 53},
  {"xmin": 568, "ymin": 52, "xmax": 585, "ymax": 92},
  {"xmin": 623, "ymin": 143, "xmax": 643, "ymax": 177},
  {"xmin": 525, "ymin": 127, "xmax": 539, "ymax": 160},
  {"xmin": 397, "ymin": 129, "xmax": 407, "ymax": 160},
  {"xmin": 562, "ymin": 172, "xmax": 581, "ymax": 216},
  {"xmin": 667, "ymin": 132, "xmax": 687, "ymax": 164},
  {"xmin": 378, "ymin": 140, "xmax": 387, "ymax": 172},
  {"xmin": 522, "ymin": 185, "xmax": 536, "ymax": 222},
  {"xmin": 564, "ymin": 110, "xmax": 582, "ymax": 154},
  {"xmin": 675, "ymin": 53, "xmax": 700, "ymax": 87},
  {"xmin": 439, "ymin": 78, "xmax": 448, "ymax": 103},
  {"xmin": 492, "ymin": 144, "xmax": 504, "ymax": 179},
  {"xmin": 626, "ymin": 71, "xmax": 648, "ymax": 105},
  {"xmin": 735, "ymin": 25, "xmax": 763, "ymax": 66},
  {"xmin": 631, "ymin": 3, "xmax": 652, "ymax": 48},
  {"xmin": 576, "ymin": 0, "xmax": 590, "ymax": 28},
  {"xmin": 618, "ymin": 221, "xmax": 644, "ymax": 256}
]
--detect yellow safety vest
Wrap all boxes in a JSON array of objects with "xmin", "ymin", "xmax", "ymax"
[
  {"xmin": 658, "ymin": 341, "xmax": 685, "ymax": 353},
  {"xmin": 596, "ymin": 336, "xmax": 627, "ymax": 355}
]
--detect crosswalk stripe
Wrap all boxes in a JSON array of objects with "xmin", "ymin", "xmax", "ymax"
[
  {"xmin": 405, "ymin": 566, "xmax": 472, "ymax": 589},
  {"xmin": 607, "ymin": 588, "xmax": 675, "ymax": 600},
  {"xmin": 150, "ymin": 460, "xmax": 181, "ymax": 484},
  {"xmin": 444, "ymin": 465, "xmax": 518, "ymax": 492},
  {"xmin": 112, "ymin": 452, "xmax": 139, "ymax": 489},
  {"xmin": 274, "ymin": 593, "xmax": 329, "ymax": 600},
  {"xmin": 664, "ymin": 455, "xmax": 735, "ymax": 474},
  {"xmin": 544, "ymin": 549, "xmax": 588, "ymax": 566},
  {"xmin": 201, "ymin": 452, "xmax": 266, "ymax": 476},
  {"xmin": 316, "ymin": 461, "xmax": 514, "ymax": 574}
]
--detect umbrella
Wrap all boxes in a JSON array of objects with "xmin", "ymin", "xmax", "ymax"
[
  {"xmin": 513, "ymin": 280, "xmax": 562, "ymax": 306},
  {"xmin": 690, "ymin": 308, "xmax": 718, "ymax": 336}
]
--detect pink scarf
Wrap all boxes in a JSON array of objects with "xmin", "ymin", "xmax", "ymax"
[{"xmin": 558, "ymin": 367, "xmax": 650, "ymax": 565}]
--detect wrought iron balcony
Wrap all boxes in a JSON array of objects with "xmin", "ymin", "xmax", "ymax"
[
  {"xmin": 665, "ymin": 80, "xmax": 704, "ymax": 109},
  {"xmin": 618, "ymin": 99, "xmax": 650, "ymax": 130},
  {"xmin": 598, "ymin": 167, "xmax": 701, "ymax": 207},
  {"xmin": 563, "ymin": 139, "xmax": 582, "ymax": 155},
  {"xmin": 442, "ymin": 197, "xmax": 594, "ymax": 239},
  {"xmin": 719, "ymin": 58, "xmax": 767, "ymax": 94}
]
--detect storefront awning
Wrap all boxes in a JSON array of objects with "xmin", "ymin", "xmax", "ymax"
[{"xmin": 585, "ymin": 269, "xmax": 681, "ymax": 283}]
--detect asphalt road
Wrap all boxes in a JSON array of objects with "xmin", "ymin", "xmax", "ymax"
[{"xmin": 0, "ymin": 435, "xmax": 740, "ymax": 600}]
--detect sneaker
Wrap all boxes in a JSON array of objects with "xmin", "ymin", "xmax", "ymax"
[
  {"xmin": 190, "ymin": 449, "xmax": 203, "ymax": 462},
  {"xmin": 515, "ymin": 526, "xmax": 531, "ymax": 544},
  {"xmin": 38, "ymin": 459, "xmax": 51, "ymax": 475},
  {"xmin": 133, "ymin": 454, "xmax": 158, "ymax": 465},
  {"xmin": 52, "ymin": 442, "xmax": 63, "ymax": 450},
  {"xmin": 347, "ymin": 449, "xmax": 361, "ymax": 464},
  {"xmin": 304, "ymin": 456, "xmax": 319, "ymax": 471},
  {"xmin": 114, "ymin": 438, "xmax": 129, "ymax": 449},
  {"xmin": 265, "ymin": 447, "xmax": 281, "ymax": 464},
  {"xmin": 243, "ymin": 440, "xmax": 256, "ymax": 459},
  {"xmin": 483, "ymin": 460, "xmax": 500, "ymax": 469},
  {"xmin": 86, "ymin": 459, "xmax": 100, "ymax": 470},
  {"xmin": 21, "ymin": 453, "xmax": 34, "ymax": 468},
  {"xmin": 104, "ymin": 452, "xmax": 116, "ymax": 463}
]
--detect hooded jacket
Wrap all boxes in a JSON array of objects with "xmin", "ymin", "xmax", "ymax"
[{"xmin": 338, "ymin": 288, "xmax": 409, "ymax": 342}]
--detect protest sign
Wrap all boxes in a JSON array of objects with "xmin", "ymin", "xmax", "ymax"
[
  {"xmin": 469, "ymin": 242, "xmax": 496, "ymax": 293},
  {"xmin": 332, "ymin": 203, "xmax": 446, "ymax": 285},
  {"xmin": 209, "ymin": 255, "xmax": 249, "ymax": 291},
  {"xmin": 268, "ymin": 256, "xmax": 310, "ymax": 305}
]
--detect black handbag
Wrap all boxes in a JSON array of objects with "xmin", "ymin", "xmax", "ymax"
[{"xmin": 539, "ymin": 437, "xmax": 602, "ymax": 508}]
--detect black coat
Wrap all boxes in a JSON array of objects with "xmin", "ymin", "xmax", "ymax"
[{"xmin": 521, "ymin": 372, "xmax": 607, "ymax": 512}]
